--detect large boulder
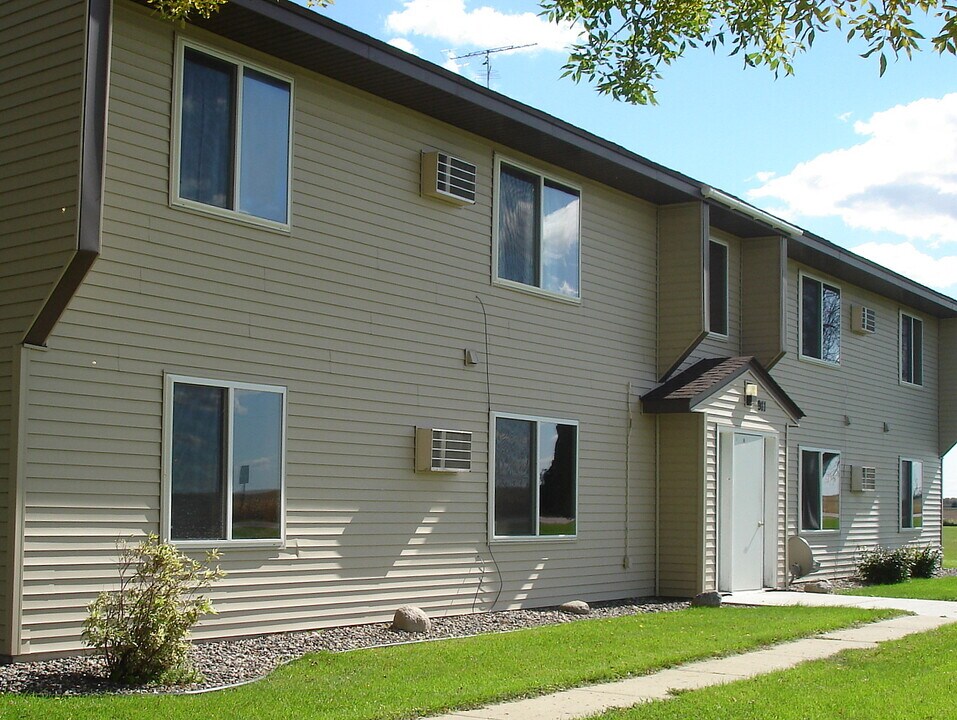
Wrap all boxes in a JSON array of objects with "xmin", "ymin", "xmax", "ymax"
[
  {"xmin": 691, "ymin": 591, "xmax": 723, "ymax": 608},
  {"xmin": 392, "ymin": 605, "xmax": 431, "ymax": 633},
  {"xmin": 559, "ymin": 600, "xmax": 591, "ymax": 615},
  {"xmin": 803, "ymin": 580, "xmax": 833, "ymax": 594}
]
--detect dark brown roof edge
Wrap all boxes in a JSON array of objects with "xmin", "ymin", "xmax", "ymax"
[
  {"xmin": 185, "ymin": 0, "xmax": 957, "ymax": 317},
  {"xmin": 642, "ymin": 357, "xmax": 805, "ymax": 422},
  {"xmin": 24, "ymin": 0, "xmax": 111, "ymax": 346}
]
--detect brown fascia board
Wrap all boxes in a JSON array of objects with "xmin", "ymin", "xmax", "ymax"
[
  {"xmin": 24, "ymin": 0, "xmax": 111, "ymax": 346},
  {"xmin": 705, "ymin": 194, "xmax": 957, "ymax": 319},
  {"xmin": 183, "ymin": 0, "xmax": 957, "ymax": 318},
  {"xmin": 789, "ymin": 232, "xmax": 957, "ymax": 318}
]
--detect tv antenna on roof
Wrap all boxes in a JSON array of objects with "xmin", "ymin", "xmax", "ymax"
[{"xmin": 450, "ymin": 43, "xmax": 537, "ymax": 88}]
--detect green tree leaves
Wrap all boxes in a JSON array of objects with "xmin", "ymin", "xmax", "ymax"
[{"xmin": 542, "ymin": 0, "xmax": 957, "ymax": 103}]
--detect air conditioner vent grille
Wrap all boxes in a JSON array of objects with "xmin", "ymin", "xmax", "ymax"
[
  {"xmin": 421, "ymin": 151, "xmax": 477, "ymax": 205},
  {"xmin": 416, "ymin": 427, "xmax": 472, "ymax": 472},
  {"xmin": 852, "ymin": 465, "xmax": 877, "ymax": 492},
  {"xmin": 851, "ymin": 305, "xmax": 876, "ymax": 334}
]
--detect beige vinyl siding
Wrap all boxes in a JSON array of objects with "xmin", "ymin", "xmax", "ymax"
[
  {"xmin": 940, "ymin": 318, "xmax": 957, "ymax": 454},
  {"xmin": 657, "ymin": 203, "xmax": 707, "ymax": 378},
  {"xmin": 657, "ymin": 413, "xmax": 704, "ymax": 597},
  {"xmin": 695, "ymin": 231, "xmax": 741, "ymax": 360},
  {"xmin": 15, "ymin": 2, "xmax": 660, "ymax": 654},
  {"xmin": 774, "ymin": 261, "xmax": 941, "ymax": 578},
  {"xmin": 0, "ymin": 0, "xmax": 86, "ymax": 655},
  {"xmin": 0, "ymin": 0, "xmax": 85, "ymax": 339},
  {"xmin": 0, "ymin": 345, "xmax": 10, "ymax": 652},
  {"xmin": 741, "ymin": 237, "xmax": 787, "ymax": 367}
]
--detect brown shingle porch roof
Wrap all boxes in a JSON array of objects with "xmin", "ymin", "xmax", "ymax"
[{"xmin": 641, "ymin": 356, "xmax": 804, "ymax": 421}]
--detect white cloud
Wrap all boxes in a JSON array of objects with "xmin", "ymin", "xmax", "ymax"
[
  {"xmin": 748, "ymin": 93, "xmax": 957, "ymax": 244},
  {"xmin": 851, "ymin": 241, "xmax": 957, "ymax": 293},
  {"xmin": 387, "ymin": 37, "xmax": 417, "ymax": 54},
  {"xmin": 837, "ymin": 111, "xmax": 852, "ymax": 122},
  {"xmin": 753, "ymin": 170, "xmax": 776, "ymax": 183},
  {"xmin": 386, "ymin": 0, "xmax": 578, "ymax": 52}
]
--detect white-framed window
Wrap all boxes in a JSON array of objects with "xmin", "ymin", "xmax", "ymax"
[
  {"xmin": 800, "ymin": 273, "xmax": 841, "ymax": 364},
  {"xmin": 800, "ymin": 447, "xmax": 841, "ymax": 531},
  {"xmin": 493, "ymin": 157, "xmax": 581, "ymax": 301},
  {"xmin": 490, "ymin": 413, "xmax": 578, "ymax": 539},
  {"xmin": 172, "ymin": 39, "xmax": 293, "ymax": 228},
  {"xmin": 900, "ymin": 312, "xmax": 923, "ymax": 386},
  {"xmin": 900, "ymin": 458, "xmax": 923, "ymax": 530},
  {"xmin": 708, "ymin": 238, "xmax": 728, "ymax": 336},
  {"xmin": 163, "ymin": 374, "xmax": 286, "ymax": 544}
]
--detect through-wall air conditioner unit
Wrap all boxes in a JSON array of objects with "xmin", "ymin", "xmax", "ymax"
[
  {"xmin": 421, "ymin": 151, "xmax": 477, "ymax": 205},
  {"xmin": 851, "ymin": 305, "xmax": 876, "ymax": 334},
  {"xmin": 851, "ymin": 465, "xmax": 877, "ymax": 492},
  {"xmin": 415, "ymin": 427, "xmax": 473, "ymax": 473}
]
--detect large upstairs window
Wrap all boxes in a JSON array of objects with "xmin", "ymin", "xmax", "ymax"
[
  {"xmin": 801, "ymin": 274, "xmax": 841, "ymax": 364},
  {"xmin": 175, "ymin": 42, "xmax": 292, "ymax": 227},
  {"xmin": 495, "ymin": 159, "xmax": 581, "ymax": 300}
]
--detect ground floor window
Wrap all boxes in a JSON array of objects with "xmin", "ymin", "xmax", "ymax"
[
  {"xmin": 165, "ymin": 375, "xmax": 286, "ymax": 542},
  {"xmin": 900, "ymin": 458, "xmax": 923, "ymax": 529},
  {"xmin": 492, "ymin": 414, "xmax": 578, "ymax": 538},
  {"xmin": 800, "ymin": 448, "xmax": 841, "ymax": 531}
]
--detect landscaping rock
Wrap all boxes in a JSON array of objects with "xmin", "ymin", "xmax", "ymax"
[
  {"xmin": 0, "ymin": 596, "xmax": 690, "ymax": 696},
  {"xmin": 803, "ymin": 580, "xmax": 833, "ymax": 594},
  {"xmin": 391, "ymin": 605, "xmax": 431, "ymax": 633},
  {"xmin": 691, "ymin": 592, "xmax": 723, "ymax": 608},
  {"xmin": 559, "ymin": 600, "xmax": 591, "ymax": 615}
]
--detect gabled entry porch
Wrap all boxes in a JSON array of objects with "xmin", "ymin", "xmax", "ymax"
[{"xmin": 642, "ymin": 357, "xmax": 804, "ymax": 597}]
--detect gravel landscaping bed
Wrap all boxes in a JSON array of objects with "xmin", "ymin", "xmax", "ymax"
[{"xmin": 0, "ymin": 597, "xmax": 688, "ymax": 697}]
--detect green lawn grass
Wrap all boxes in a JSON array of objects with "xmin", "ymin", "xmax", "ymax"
[
  {"xmin": 1, "ymin": 607, "xmax": 896, "ymax": 720},
  {"xmin": 944, "ymin": 525, "xmax": 957, "ymax": 568},
  {"xmin": 592, "ymin": 621, "xmax": 957, "ymax": 720},
  {"xmin": 840, "ymin": 575, "xmax": 957, "ymax": 601}
]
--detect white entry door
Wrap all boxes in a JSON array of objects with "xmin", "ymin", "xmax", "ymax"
[{"xmin": 720, "ymin": 432, "xmax": 767, "ymax": 591}]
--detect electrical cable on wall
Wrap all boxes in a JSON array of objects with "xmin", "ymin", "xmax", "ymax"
[{"xmin": 475, "ymin": 294, "xmax": 505, "ymax": 611}]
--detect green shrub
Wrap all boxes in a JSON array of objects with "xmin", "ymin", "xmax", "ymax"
[
  {"xmin": 908, "ymin": 545, "xmax": 943, "ymax": 579},
  {"xmin": 858, "ymin": 546, "xmax": 911, "ymax": 585},
  {"xmin": 83, "ymin": 535, "xmax": 225, "ymax": 685}
]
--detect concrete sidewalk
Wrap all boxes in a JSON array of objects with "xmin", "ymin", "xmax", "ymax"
[{"xmin": 424, "ymin": 591, "xmax": 957, "ymax": 720}]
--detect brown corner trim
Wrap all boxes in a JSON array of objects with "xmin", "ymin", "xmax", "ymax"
[
  {"xmin": 23, "ymin": 0, "xmax": 111, "ymax": 346},
  {"xmin": 658, "ymin": 330, "xmax": 708, "ymax": 384}
]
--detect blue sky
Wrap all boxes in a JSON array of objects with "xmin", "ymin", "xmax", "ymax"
[{"xmin": 307, "ymin": 0, "xmax": 957, "ymax": 491}]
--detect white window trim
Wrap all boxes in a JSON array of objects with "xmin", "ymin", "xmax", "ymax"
[
  {"xmin": 707, "ymin": 237, "xmax": 730, "ymax": 339},
  {"xmin": 899, "ymin": 310, "xmax": 924, "ymax": 388},
  {"xmin": 798, "ymin": 445, "xmax": 841, "ymax": 534},
  {"xmin": 162, "ymin": 373, "xmax": 288, "ymax": 548},
  {"xmin": 488, "ymin": 411, "xmax": 580, "ymax": 542},
  {"xmin": 491, "ymin": 155, "xmax": 583, "ymax": 304},
  {"xmin": 171, "ymin": 36, "xmax": 294, "ymax": 232},
  {"xmin": 899, "ymin": 456, "xmax": 923, "ymax": 532},
  {"xmin": 798, "ymin": 271, "xmax": 842, "ymax": 367}
]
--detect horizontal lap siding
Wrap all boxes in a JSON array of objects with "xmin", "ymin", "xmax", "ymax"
[
  {"xmin": 774, "ymin": 261, "xmax": 941, "ymax": 578},
  {"xmin": 657, "ymin": 413, "xmax": 702, "ymax": 597},
  {"xmin": 18, "ymin": 3, "xmax": 659, "ymax": 653},
  {"xmin": 0, "ymin": 0, "xmax": 86, "ymax": 654},
  {"xmin": 657, "ymin": 204, "xmax": 706, "ymax": 377}
]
